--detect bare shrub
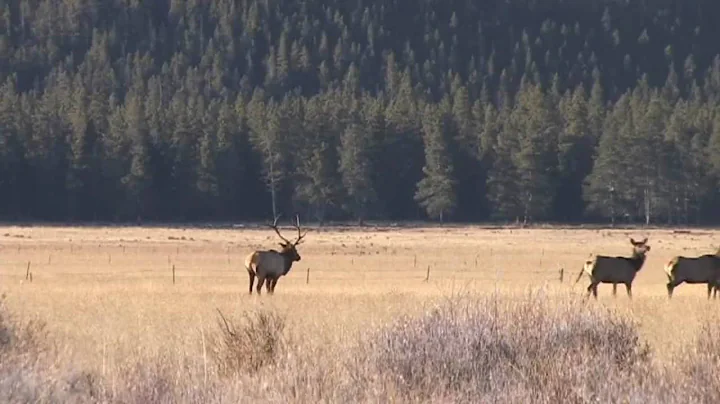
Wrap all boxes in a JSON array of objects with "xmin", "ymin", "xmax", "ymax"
[
  {"xmin": 0, "ymin": 295, "xmax": 50, "ymax": 359},
  {"xmin": 210, "ymin": 308, "xmax": 288, "ymax": 377},
  {"xmin": 351, "ymin": 293, "xmax": 653, "ymax": 402},
  {"xmin": 0, "ymin": 294, "xmax": 98, "ymax": 403}
]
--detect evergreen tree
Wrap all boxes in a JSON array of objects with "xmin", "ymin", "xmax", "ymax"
[
  {"xmin": 584, "ymin": 94, "xmax": 635, "ymax": 224},
  {"xmin": 195, "ymin": 107, "xmax": 219, "ymax": 215},
  {"xmin": 121, "ymin": 87, "xmax": 156, "ymax": 220},
  {"xmin": 0, "ymin": 79, "xmax": 27, "ymax": 218},
  {"xmin": 66, "ymin": 81, "xmax": 98, "ymax": 220},
  {"xmin": 414, "ymin": 104, "xmax": 457, "ymax": 222},
  {"xmin": 707, "ymin": 109, "xmax": 720, "ymax": 188},
  {"xmin": 339, "ymin": 122, "xmax": 377, "ymax": 224},
  {"xmin": 295, "ymin": 94, "xmax": 342, "ymax": 223},
  {"xmin": 555, "ymin": 84, "xmax": 594, "ymax": 221},
  {"xmin": 511, "ymin": 80, "xmax": 559, "ymax": 223},
  {"xmin": 247, "ymin": 90, "xmax": 285, "ymax": 219}
]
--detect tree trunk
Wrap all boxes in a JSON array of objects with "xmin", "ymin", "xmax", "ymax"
[
  {"xmin": 644, "ymin": 187, "xmax": 651, "ymax": 225},
  {"xmin": 269, "ymin": 158, "xmax": 278, "ymax": 218}
]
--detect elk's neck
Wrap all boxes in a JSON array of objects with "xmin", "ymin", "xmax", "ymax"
[
  {"xmin": 629, "ymin": 253, "xmax": 647, "ymax": 271},
  {"xmin": 280, "ymin": 251, "xmax": 294, "ymax": 274}
]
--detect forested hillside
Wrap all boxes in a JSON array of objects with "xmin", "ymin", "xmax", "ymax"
[{"xmin": 1, "ymin": 0, "xmax": 720, "ymax": 224}]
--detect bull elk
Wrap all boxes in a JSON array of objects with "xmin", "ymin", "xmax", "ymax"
[
  {"xmin": 664, "ymin": 246, "xmax": 720, "ymax": 299},
  {"xmin": 574, "ymin": 238, "xmax": 651, "ymax": 299},
  {"xmin": 244, "ymin": 214, "xmax": 308, "ymax": 295}
]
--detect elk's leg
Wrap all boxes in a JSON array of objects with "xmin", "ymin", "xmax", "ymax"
[
  {"xmin": 269, "ymin": 277, "xmax": 279, "ymax": 293},
  {"xmin": 248, "ymin": 272, "xmax": 256, "ymax": 294},
  {"xmin": 587, "ymin": 282, "xmax": 598, "ymax": 299},
  {"xmin": 265, "ymin": 276, "xmax": 274, "ymax": 293},
  {"xmin": 707, "ymin": 283, "xmax": 713, "ymax": 299},
  {"xmin": 256, "ymin": 277, "xmax": 265, "ymax": 295},
  {"xmin": 612, "ymin": 283, "xmax": 617, "ymax": 297},
  {"xmin": 625, "ymin": 283, "xmax": 632, "ymax": 299}
]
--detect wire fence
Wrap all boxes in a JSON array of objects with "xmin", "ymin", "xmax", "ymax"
[
  {"xmin": 0, "ymin": 240, "xmax": 581, "ymax": 290},
  {"xmin": 1, "ymin": 260, "xmax": 568, "ymax": 288}
]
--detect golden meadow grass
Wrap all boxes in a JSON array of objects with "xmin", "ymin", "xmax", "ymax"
[{"xmin": 1, "ymin": 224, "xmax": 719, "ymax": 402}]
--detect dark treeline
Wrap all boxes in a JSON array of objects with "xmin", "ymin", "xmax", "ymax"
[{"xmin": 1, "ymin": 0, "xmax": 720, "ymax": 224}]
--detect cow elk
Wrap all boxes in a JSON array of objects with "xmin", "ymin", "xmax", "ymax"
[
  {"xmin": 574, "ymin": 238, "xmax": 651, "ymax": 299},
  {"xmin": 664, "ymin": 246, "xmax": 720, "ymax": 299},
  {"xmin": 244, "ymin": 214, "xmax": 308, "ymax": 295}
]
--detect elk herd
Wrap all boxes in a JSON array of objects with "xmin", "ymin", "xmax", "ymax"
[
  {"xmin": 574, "ymin": 237, "xmax": 720, "ymax": 300},
  {"xmin": 244, "ymin": 215, "xmax": 720, "ymax": 299}
]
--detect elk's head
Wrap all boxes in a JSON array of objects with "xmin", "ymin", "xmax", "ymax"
[
  {"xmin": 630, "ymin": 237, "xmax": 651, "ymax": 255},
  {"xmin": 269, "ymin": 214, "xmax": 308, "ymax": 263}
]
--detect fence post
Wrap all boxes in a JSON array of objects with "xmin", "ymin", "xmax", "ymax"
[
  {"xmin": 559, "ymin": 268, "xmax": 564, "ymax": 283},
  {"xmin": 172, "ymin": 265, "xmax": 176, "ymax": 285},
  {"xmin": 425, "ymin": 265, "xmax": 431, "ymax": 282},
  {"xmin": 306, "ymin": 267, "xmax": 310, "ymax": 284}
]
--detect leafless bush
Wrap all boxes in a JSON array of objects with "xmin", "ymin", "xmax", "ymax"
[
  {"xmin": 350, "ymin": 294, "xmax": 654, "ymax": 403},
  {"xmin": 210, "ymin": 308, "xmax": 288, "ymax": 377},
  {"xmin": 0, "ymin": 294, "xmax": 91, "ymax": 403},
  {"xmin": 0, "ymin": 295, "xmax": 50, "ymax": 359}
]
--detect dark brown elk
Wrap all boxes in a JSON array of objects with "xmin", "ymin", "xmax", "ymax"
[
  {"xmin": 574, "ymin": 238, "xmax": 651, "ymax": 299},
  {"xmin": 244, "ymin": 214, "xmax": 308, "ymax": 295},
  {"xmin": 664, "ymin": 247, "xmax": 720, "ymax": 299}
]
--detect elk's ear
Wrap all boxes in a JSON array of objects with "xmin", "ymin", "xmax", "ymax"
[
  {"xmin": 641, "ymin": 238, "xmax": 648, "ymax": 244},
  {"xmin": 279, "ymin": 243, "xmax": 287, "ymax": 248},
  {"xmin": 630, "ymin": 238, "xmax": 637, "ymax": 245}
]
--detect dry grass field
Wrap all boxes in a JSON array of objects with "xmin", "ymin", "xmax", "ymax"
[{"xmin": 1, "ymin": 223, "xmax": 719, "ymax": 402}]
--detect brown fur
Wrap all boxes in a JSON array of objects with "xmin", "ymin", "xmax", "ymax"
[
  {"xmin": 574, "ymin": 238, "xmax": 651, "ymax": 299},
  {"xmin": 244, "ymin": 215, "xmax": 307, "ymax": 295},
  {"xmin": 665, "ymin": 248, "xmax": 720, "ymax": 299}
]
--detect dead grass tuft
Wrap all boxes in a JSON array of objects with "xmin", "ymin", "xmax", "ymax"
[
  {"xmin": 675, "ymin": 323, "xmax": 720, "ymax": 403},
  {"xmin": 210, "ymin": 307, "xmax": 288, "ymax": 377}
]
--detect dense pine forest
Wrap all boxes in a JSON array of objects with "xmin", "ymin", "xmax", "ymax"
[{"xmin": 1, "ymin": 0, "xmax": 720, "ymax": 224}]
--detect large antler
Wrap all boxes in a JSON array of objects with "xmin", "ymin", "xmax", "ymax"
[
  {"xmin": 268, "ymin": 214, "xmax": 292, "ymax": 244},
  {"xmin": 293, "ymin": 214, "xmax": 308, "ymax": 245}
]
